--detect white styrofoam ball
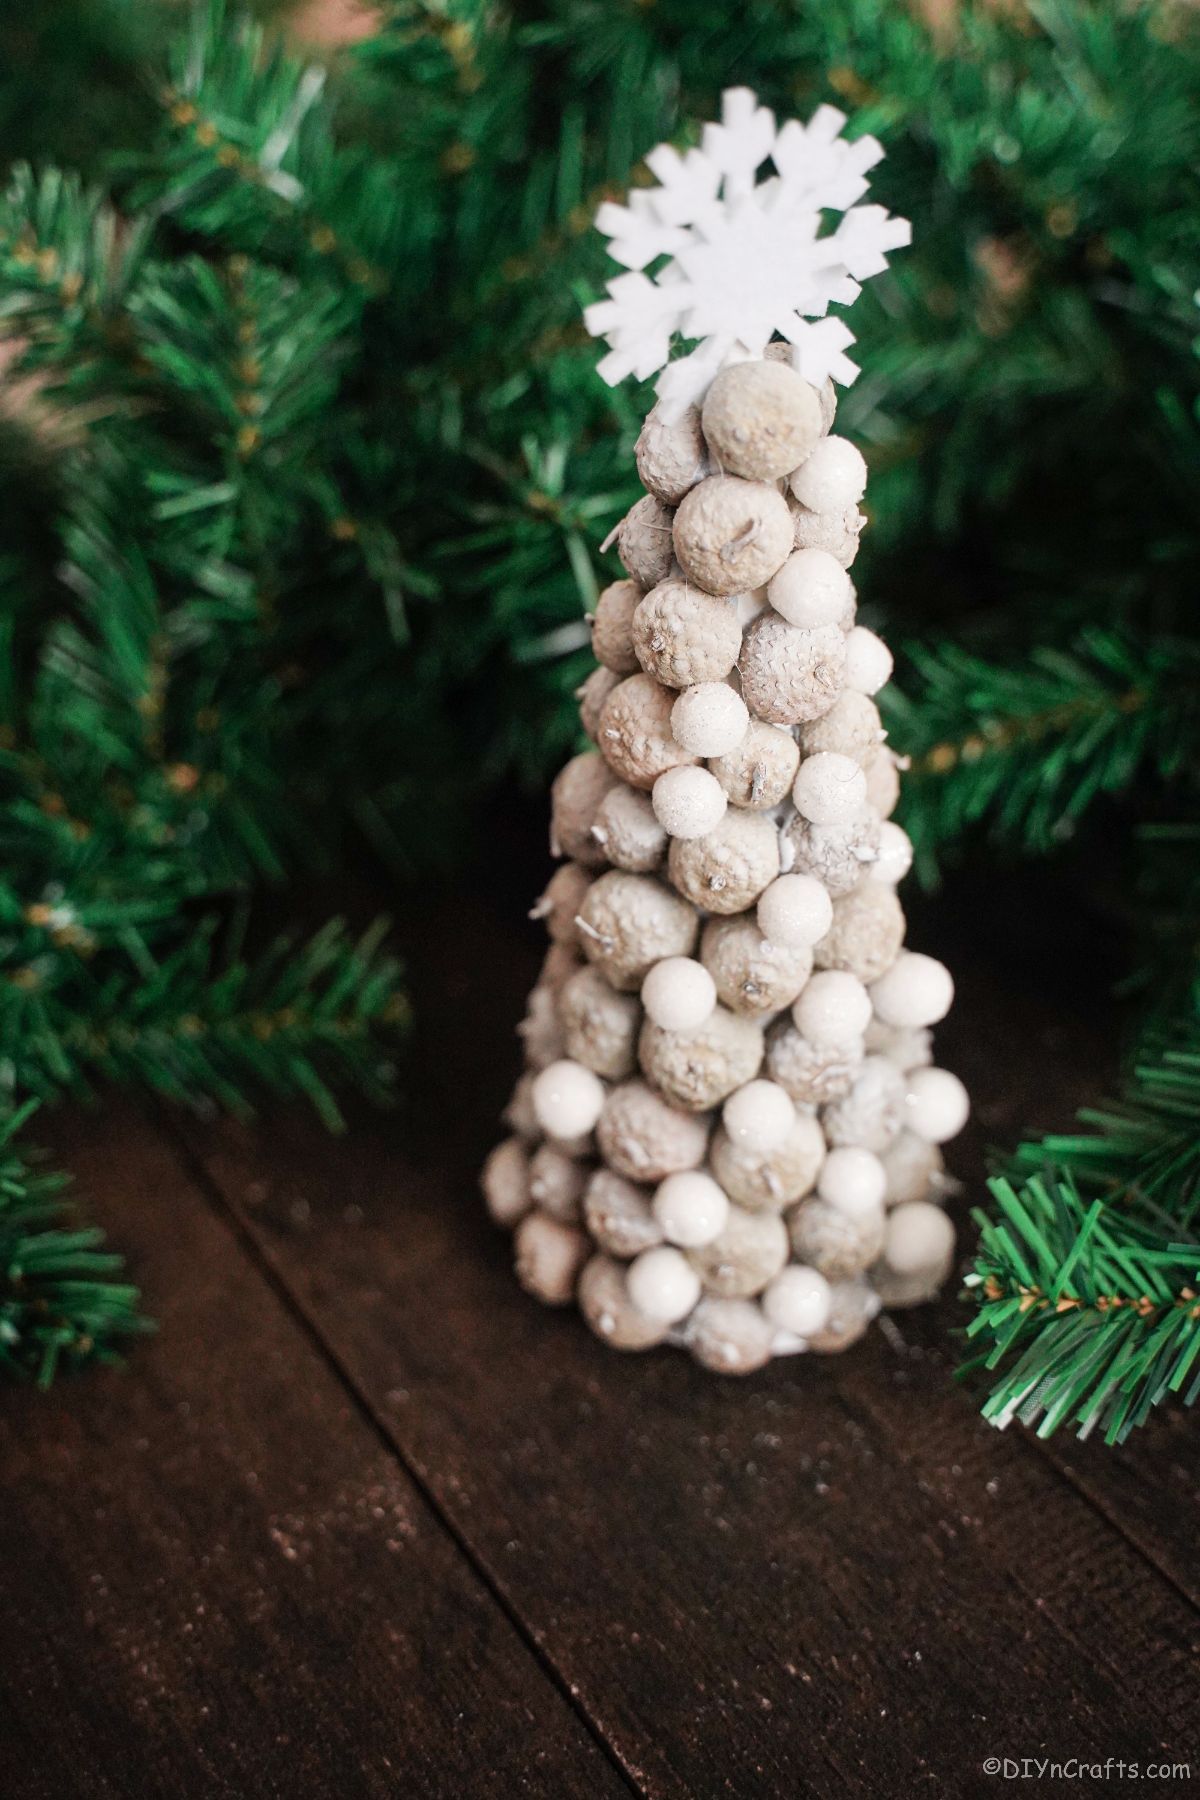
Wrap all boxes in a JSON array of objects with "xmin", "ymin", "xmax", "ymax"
[
  {"xmin": 789, "ymin": 436, "xmax": 867, "ymax": 512},
  {"xmin": 766, "ymin": 547, "xmax": 853, "ymax": 629},
  {"xmin": 627, "ymin": 1244, "xmax": 703, "ymax": 1323},
  {"xmin": 905, "ymin": 1068, "xmax": 970, "ymax": 1143},
  {"xmin": 671, "ymin": 682, "xmax": 749, "ymax": 758},
  {"xmin": 817, "ymin": 1145, "xmax": 887, "ymax": 1217},
  {"xmin": 871, "ymin": 951, "xmax": 955, "ymax": 1029},
  {"xmin": 762, "ymin": 1264, "xmax": 833, "ymax": 1337},
  {"xmin": 793, "ymin": 970, "xmax": 872, "ymax": 1047},
  {"xmin": 652, "ymin": 1171, "xmax": 730, "ymax": 1249},
  {"xmin": 531, "ymin": 1059, "xmax": 605, "ymax": 1138},
  {"xmin": 756, "ymin": 873, "xmax": 834, "ymax": 949},
  {"xmin": 651, "ymin": 765, "xmax": 728, "ymax": 840},
  {"xmin": 884, "ymin": 1200, "xmax": 956, "ymax": 1276},
  {"xmin": 721, "ymin": 1079, "xmax": 796, "ymax": 1154},
  {"xmin": 792, "ymin": 751, "xmax": 868, "ymax": 826},
  {"xmin": 869, "ymin": 820, "xmax": 913, "ymax": 886},
  {"xmin": 641, "ymin": 955, "xmax": 717, "ymax": 1032},
  {"xmin": 843, "ymin": 626, "xmax": 893, "ymax": 696}
]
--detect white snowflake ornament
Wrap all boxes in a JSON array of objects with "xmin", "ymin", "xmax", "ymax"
[{"xmin": 584, "ymin": 87, "xmax": 910, "ymax": 420}]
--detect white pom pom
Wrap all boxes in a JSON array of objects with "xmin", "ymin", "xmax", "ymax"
[
  {"xmin": 884, "ymin": 1200, "xmax": 955, "ymax": 1276},
  {"xmin": 871, "ymin": 952, "xmax": 954, "ymax": 1029},
  {"xmin": 651, "ymin": 765, "xmax": 728, "ymax": 839},
  {"xmin": 793, "ymin": 970, "xmax": 872, "ymax": 1047},
  {"xmin": 792, "ymin": 751, "xmax": 867, "ymax": 826},
  {"xmin": 762, "ymin": 1265, "xmax": 833, "ymax": 1337},
  {"xmin": 766, "ymin": 548, "xmax": 852, "ymax": 629},
  {"xmin": 627, "ymin": 1245, "xmax": 702, "ymax": 1323},
  {"xmin": 869, "ymin": 820, "xmax": 913, "ymax": 886},
  {"xmin": 531, "ymin": 1059, "xmax": 605, "ymax": 1138},
  {"xmin": 843, "ymin": 626, "xmax": 893, "ymax": 696},
  {"xmin": 756, "ymin": 873, "xmax": 834, "ymax": 948},
  {"xmin": 652, "ymin": 1171, "xmax": 730, "ymax": 1248},
  {"xmin": 721, "ymin": 1080, "xmax": 796, "ymax": 1154},
  {"xmin": 817, "ymin": 1145, "xmax": 887, "ymax": 1217},
  {"xmin": 671, "ymin": 682, "xmax": 749, "ymax": 757},
  {"xmin": 789, "ymin": 437, "xmax": 867, "ymax": 512},
  {"xmin": 641, "ymin": 956, "xmax": 717, "ymax": 1031},
  {"xmin": 905, "ymin": 1068, "xmax": 970, "ymax": 1143}
]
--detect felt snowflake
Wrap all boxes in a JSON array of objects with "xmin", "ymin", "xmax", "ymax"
[{"xmin": 583, "ymin": 88, "xmax": 910, "ymax": 420}]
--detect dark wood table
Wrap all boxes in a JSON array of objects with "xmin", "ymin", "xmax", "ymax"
[{"xmin": 2, "ymin": 838, "xmax": 1197, "ymax": 1798}]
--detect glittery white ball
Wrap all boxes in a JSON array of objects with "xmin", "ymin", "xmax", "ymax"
[
  {"xmin": 884, "ymin": 1200, "xmax": 955, "ymax": 1275},
  {"xmin": 626, "ymin": 1244, "xmax": 703, "ymax": 1324},
  {"xmin": 651, "ymin": 765, "xmax": 728, "ymax": 839},
  {"xmin": 792, "ymin": 752, "xmax": 868, "ymax": 826},
  {"xmin": 766, "ymin": 548, "xmax": 853, "ymax": 629},
  {"xmin": 789, "ymin": 436, "xmax": 867, "ymax": 512},
  {"xmin": 905, "ymin": 1067, "xmax": 970, "ymax": 1143},
  {"xmin": 793, "ymin": 970, "xmax": 872, "ymax": 1047},
  {"xmin": 871, "ymin": 952, "xmax": 955, "ymax": 1029},
  {"xmin": 721, "ymin": 1080, "xmax": 796, "ymax": 1154},
  {"xmin": 843, "ymin": 626, "xmax": 893, "ymax": 696},
  {"xmin": 869, "ymin": 820, "xmax": 914, "ymax": 886},
  {"xmin": 531, "ymin": 1059, "xmax": 605, "ymax": 1138},
  {"xmin": 641, "ymin": 956, "xmax": 717, "ymax": 1031},
  {"xmin": 652, "ymin": 1171, "xmax": 730, "ymax": 1248},
  {"xmin": 756, "ymin": 873, "xmax": 834, "ymax": 949},
  {"xmin": 671, "ymin": 682, "xmax": 749, "ymax": 757},
  {"xmin": 817, "ymin": 1145, "xmax": 887, "ymax": 1216},
  {"xmin": 762, "ymin": 1264, "xmax": 833, "ymax": 1337}
]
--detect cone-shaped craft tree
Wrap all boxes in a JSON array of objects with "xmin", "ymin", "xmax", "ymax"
[{"xmin": 483, "ymin": 91, "xmax": 967, "ymax": 1372}]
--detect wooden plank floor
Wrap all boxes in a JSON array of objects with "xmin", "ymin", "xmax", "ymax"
[{"xmin": 2, "ymin": 833, "xmax": 1198, "ymax": 1797}]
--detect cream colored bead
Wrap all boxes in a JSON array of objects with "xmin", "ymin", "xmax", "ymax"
[
  {"xmin": 631, "ymin": 579, "xmax": 743, "ymax": 689},
  {"xmin": 641, "ymin": 956, "xmax": 716, "ymax": 1032},
  {"xmin": 576, "ymin": 869, "xmax": 699, "ymax": 991},
  {"xmin": 577, "ymin": 665, "xmax": 622, "ymax": 741},
  {"xmin": 591, "ymin": 783, "xmax": 667, "ymax": 873},
  {"xmin": 700, "ymin": 360, "xmax": 822, "ymax": 482},
  {"xmin": 617, "ymin": 493, "xmax": 676, "ymax": 590},
  {"xmin": 529, "ymin": 861, "xmax": 593, "ymax": 946},
  {"xmin": 670, "ymin": 681, "xmax": 749, "ymax": 757},
  {"xmin": 596, "ymin": 1080, "xmax": 710, "ymax": 1182},
  {"xmin": 756, "ymin": 873, "xmax": 834, "ymax": 950},
  {"xmin": 531, "ymin": 1059, "xmax": 605, "ymax": 1138},
  {"xmin": 700, "ymin": 913, "xmax": 812, "ymax": 1017},
  {"xmin": 843, "ymin": 625, "xmax": 893, "ymax": 696},
  {"xmin": 672, "ymin": 476, "xmax": 793, "ymax": 595},
  {"xmin": 869, "ymin": 819, "xmax": 913, "ymax": 886},
  {"xmin": 527, "ymin": 1143, "xmax": 589, "ymax": 1222},
  {"xmin": 578, "ymin": 1253, "xmax": 670, "ymax": 1350},
  {"xmin": 722, "ymin": 1079, "xmax": 795, "ymax": 1153},
  {"xmin": 737, "ymin": 613, "xmax": 845, "ymax": 725},
  {"xmin": 798, "ymin": 691, "xmax": 883, "ymax": 767},
  {"xmin": 710, "ymin": 1112, "xmax": 825, "ymax": 1211},
  {"xmin": 763, "ymin": 345, "xmax": 836, "ymax": 434},
  {"xmin": 904, "ymin": 1067, "xmax": 970, "ymax": 1143},
  {"xmin": 668, "ymin": 807, "xmax": 780, "ymax": 914},
  {"xmin": 862, "ymin": 746, "xmax": 901, "ymax": 818},
  {"xmin": 880, "ymin": 1130, "xmax": 946, "ymax": 1207},
  {"xmin": 789, "ymin": 436, "xmax": 867, "ymax": 512},
  {"xmin": 784, "ymin": 810, "xmax": 881, "ymax": 896},
  {"xmin": 550, "ymin": 751, "xmax": 617, "ymax": 865},
  {"xmin": 636, "ymin": 400, "xmax": 710, "ymax": 505},
  {"xmin": 590, "ymin": 578, "xmax": 643, "ymax": 674},
  {"xmin": 627, "ymin": 1244, "xmax": 702, "ymax": 1324},
  {"xmin": 598, "ymin": 672, "xmax": 701, "ymax": 790},
  {"xmin": 805, "ymin": 1276, "xmax": 878, "ymax": 1352},
  {"xmin": 707, "ymin": 719, "xmax": 800, "ymax": 810},
  {"xmin": 762, "ymin": 1264, "xmax": 833, "ymax": 1338},
  {"xmin": 517, "ymin": 984, "xmax": 567, "ymax": 1069},
  {"xmin": 864, "ymin": 1018, "xmax": 932, "ymax": 1069},
  {"xmin": 558, "ymin": 964, "xmax": 641, "ymax": 1080},
  {"xmin": 765, "ymin": 1021, "xmax": 863, "ymax": 1106},
  {"xmin": 787, "ymin": 1195, "xmax": 884, "ymax": 1282},
  {"xmin": 882, "ymin": 1199, "xmax": 956, "ymax": 1280},
  {"xmin": 767, "ymin": 547, "xmax": 853, "ymax": 629},
  {"xmin": 513, "ymin": 1212, "xmax": 589, "ymax": 1307},
  {"xmin": 791, "ymin": 501, "xmax": 865, "ymax": 568},
  {"xmin": 651, "ymin": 764, "xmax": 727, "ymax": 839},
  {"xmin": 814, "ymin": 883, "xmax": 905, "ymax": 985},
  {"xmin": 637, "ymin": 1005, "xmax": 763, "ymax": 1112},
  {"xmin": 793, "ymin": 969, "xmax": 872, "ymax": 1047},
  {"xmin": 822, "ymin": 1055, "xmax": 907, "ymax": 1154},
  {"xmin": 687, "ymin": 1203, "xmax": 788, "ymax": 1299},
  {"xmin": 583, "ymin": 1167, "xmax": 663, "ymax": 1257},
  {"xmin": 481, "ymin": 1137, "xmax": 531, "ymax": 1229},
  {"xmin": 816, "ymin": 1145, "xmax": 888, "ymax": 1216},
  {"xmin": 652, "ymin": 1170, "xmax": 730, "ymax": 1248},
  {"xmin": 685, "ymin": 1297, "xmax": 773, "ymax": 1374},
  {"xmin": 870, "ymin": 951, "xmax": 954, "ymax": 1028},
  {"xmin": 792, "ymin": 750, "xmax": 867, "ymax": 826}
]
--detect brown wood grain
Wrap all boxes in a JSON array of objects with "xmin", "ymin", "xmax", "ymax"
[{"xmin": 0, "ymin": 1108, "xmax": 632, "ymax": 1800}]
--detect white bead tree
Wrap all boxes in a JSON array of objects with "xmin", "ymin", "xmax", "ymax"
[{"xmin": 482, "ymin": 90, "xmax": 967, "ymax": 1373}]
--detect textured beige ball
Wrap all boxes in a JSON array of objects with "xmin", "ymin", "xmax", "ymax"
[
  {"xmin": 576, "ymin": 869, "xmax": 698, "ymax": 991},
  {"xmin": 502, "ymin": 1071, "xmax": 539, "ymax": 1140},
  {"xmin": 708, "ymin": 719, "xmax": 800, "ymax": 809},
  {"xmin": 481, "ymin": 1137, "xmax": 531, "ymax": 1229},
  {"xmin": 787, "ymin": 1195, "xmax": 885, "ymax": 1283},
  {"xmin": 558, "ymin": 964, "xmax": 641, "ymax": 1080},
  {"xmin": 814, "ymin": 883, "xmax": 906, "ymax": 985},
  {"xmin": 687, "ymin": 1203, "xmax": 789, "ymax": 1298},
  {"xmin": 636, "ymin": 401, "xmax": 710, "ymax": 505},
  {"xmin": 710, "ymin": 1111, "xmax": 825, "ymax": 1211},
  {"xmin": 596, "ymin": 1080, "xmax": 710, "ymax": 1182},
  {"xmin": 517, "ymin": 985, "xmax": 567, "ymax": 1069},
  {"xmin": 672, "ymin": 476, "xmax": 793, "ymax": 595},
  {"xmin": 685, "ymin": 1296, "xmax": 774, "ymax": 1374},
  {"xmin": 700, "ymin": 913, "xmax": 813, "ymax": 1016},
  {"xmin": 530, "ymin": 861, "xmax": 592, "ymax": 946},
  {"xmin": 550, "ymin": 751, "xmax": 617, "ymax": 865},
  {"xmin": 766, "ymin": 1020, "xmax": 863, "ymax": 1106},
  {"xmin": 791, "ymin": 501, "xmax": 865, "ymax": 568},
  {"xmin": 590, "ymin": 578, "xmax": 643, "ymax": 674},
  {"xmin": 577, "ymin": 665, "xmax": 621, "ymax": 741},
  {"xmin": 784, "ymin": 811, "xmax": 881, "ymax": 897},
  {"xmin": 590, "ymin": 783, "xmax": 667, "ymax": 873},
  {"xmin": 668, "ymin": 807, "xmax": 780, "ymax": 914},
  {"xmin": 637, "ymin": 1005, "xmax": 763, "ymax": 1112},
  {"xmin": 579, "ymin": 1253, "xmax": 670, "ymax": 1350},
  {"xmin": 617, "ymin": 493, "xmax": 676, "ymax": 590},
  {"xmin": 538, "ymin": 942, "xmax": 581, "ymax": 993},
  {"xmin": 651, "ymin": 764, "xmax": 728, "ymax": 839},
  {"xmin": 527, "ymin": 1143, "xmax": 589, "ymax": 1222},
  {"xmin": 701, "ymin": 360, "xmax": 822, "ymax": 482},
  {"xmin": 513, "ymin": 1212, "xmax": 589, "ymax": 1306},
  {"xmin": 822, "ymin": 1055, "xmax": 907, "ymax": 1154},
  {"xmin": 598, "ymin": 672, "xmax": 701, "ymax": 790},
  {"xmin": 631, "ymin": 579, "xmax": 743, "ymax": 689},
  {"xmin": 799, "ymin": 691, "xmax": 883, "ymax": 767},
  {"xmin": 737, "ymin": 613, "xmax": 845, "ymax": 725},
  {"xmin": 583, "ymin": 1167, "xmax": 664, "ymax": 1257},
  {"xmin": 879, "ymin": 1131, "xmax": 946, "ymax": 1207}
]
